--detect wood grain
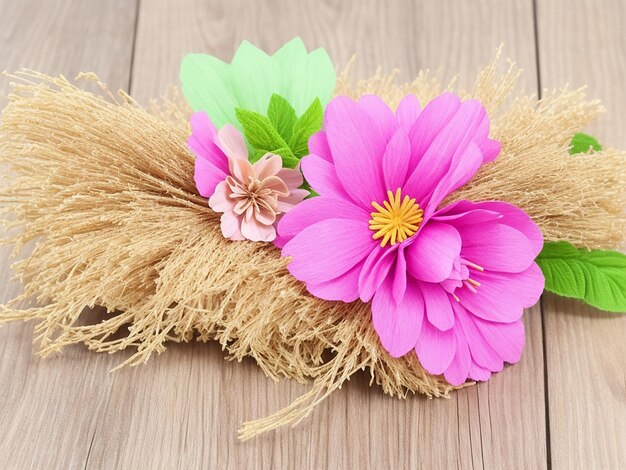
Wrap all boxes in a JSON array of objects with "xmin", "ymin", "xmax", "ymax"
[
  {"xmin": 112, "ymin": 1, "xmax": 546, "ymax": 468},
  {"xmin": 0, "ymin": 0, "xmax": 622, "ymax": 468},
  {"xmin": 536, "ymin": 0, "xmax": 626, "ymax": 467},
  {"xmin": 0, "ymin": 0, "xmax": 138, "ymax": 468}
]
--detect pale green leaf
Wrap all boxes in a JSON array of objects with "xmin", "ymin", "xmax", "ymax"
[{"xmin": 536, "ymin": 241, "xmax": 626, "ymax": 312}]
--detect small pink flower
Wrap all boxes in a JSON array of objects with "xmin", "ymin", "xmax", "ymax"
[
  {"xmin": 277, "ymin": 94, "xmax": 545, "ymax": 385},
  {"xmin": 189, "ymin": 111, "xmax": 308, "ymax": 241}
]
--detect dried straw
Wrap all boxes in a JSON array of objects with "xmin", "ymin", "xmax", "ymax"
[{"xmin": 0, "ymin": 54, "xmax": 624, "ymax": 440}]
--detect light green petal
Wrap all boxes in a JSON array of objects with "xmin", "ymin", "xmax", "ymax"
[
  {"xmin": 272, "ymin": 38, "xmax": 309, "ymax": 112},
  {"xmin": 305, "ymin": 48, "xmax": 336, "ymax": 106},
  {"xmin": 180, "ymin": 37, "xmax": 336, "ymax": 131},
  {"xmin": 180, "ymin": 54, "xmax": 237, "ymax": 129},
  {"xmin": 231, "ymin": 40, "xmax": 279, "ymax": 117},
  {"xmin": 273, "ymin": 39, "xmax": 335, "ymax": 114},
  {"xmin": 272, "ymin": 36, "xmax": 308, "ymax": 63}
]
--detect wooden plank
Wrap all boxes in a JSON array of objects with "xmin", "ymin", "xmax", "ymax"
[
  {"xmin": 536, "ymin": 1, "xmax": 626, "ymax": 467},
  {"xmin": 80, "ymin": 0, "xmax": 547, "ymax": 468},
  {"xmin": 0, "ymin": 0, "xmax": 139, "ymax": 468}
]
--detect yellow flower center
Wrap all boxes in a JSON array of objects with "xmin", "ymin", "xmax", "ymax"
[{"xmin": 369, "ymin": 188, "xmax": 424, "ymax": 247}]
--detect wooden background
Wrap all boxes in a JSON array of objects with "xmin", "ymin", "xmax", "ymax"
[{"xmin": 1, "ymin": 0, "xmax": 624, "ymax": 468}]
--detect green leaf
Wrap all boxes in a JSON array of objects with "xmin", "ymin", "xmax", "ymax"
[
  {"xmin": 236, "ymin": 96, "xmax": 323, "ymax": 168},
  {"xmin": 303, "ymin": 183, "xmax": 319, "ymax": 198},
  {"xmin": 251, "ymin": 147, "xmax": 298, "ymax": 168},
  {"xmin": 180, "ymin": 37, "xmax": 336, "ymax": 131},
  {"xmin": 236, "ymin": 108, "xmax": 300, "ymax": 167},
  {"xmin": 570, "ymin": 133, "xmax": 602, "ymax": 154},
  {"xmin": 235, "ymin": 108, "xmax": 288, "ymax": 152},
  {"xmin": 536, "ymin": 241, "xmax": 626, "ymax": 312},
  {"xmin": 288, "ymin": 98, "xmax": 323, "ymax": 158},
  {"xmin": 267, "ymin": 94, "xmax": 297, "ymax": 141}
]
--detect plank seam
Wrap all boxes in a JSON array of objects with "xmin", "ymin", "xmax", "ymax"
[
  {"xmin": 532, "ymin": 1, "xmax": 551, "ymax": 468},
  {"xmin": 128, "ymin": 0, "xmax": 142, "ymax": 94},
  {"xmin": 532, "ymin": 0, "xmax": 543, "ymax": 98}
]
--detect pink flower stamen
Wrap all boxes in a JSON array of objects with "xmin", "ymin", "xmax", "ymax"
[
  {"xmin": 461, "ymin": 259, "xmax": 485, "ymax": 272},
  {"xmin": 463, "ymin": 280, "xmax": 478, "ymax": 293},
  {"xmin": 369, "ymin": 188, "xmax": 424, "ymax": 247}
]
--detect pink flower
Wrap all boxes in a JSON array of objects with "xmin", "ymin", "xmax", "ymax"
[
  {"xmin": 189, "ymin": 111, "xmax": 308, "ymax": 242},
  {"xmin": 277, "ymin": 93, "xmax": 545, "ymax": 385}
]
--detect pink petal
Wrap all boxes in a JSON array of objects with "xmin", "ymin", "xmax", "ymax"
[
  {"xmin": 194, "ymin": 156, "xmax": 228, "ymax": 198},
  {"xmin": 458, "ymin": 222, "xmax": 536, "ymax": 273},
  {"xmin": 273, "ymin": 233, "xmax": 290, "ymax": 249},
  {"xmin": 300, "ymin": 155, "xmax": 350, "ymax": 200},
  {"xmin": 254, "ymin": 153, "xmax": 283, "ymax": 180},
  {"xmin": 432, "ymin": 203, "xmax": 502, "ymax": 225},
  {"xmin": 308, "ymin": 131, "xmax": 333, "ymax": 162},
  {"xmin": 479, "ymin": 138, "xmax": 501, "ymax": 163},
  {"xmin": 254, "ymin": 204, "xmax": 276, "ymax": 225},
  {"xmin": 189, "ymin": 111, "xmax": 217, "ymax": 144},
  {"xmin": 277, "ymin": 196, "xmax": 368, "ymax": 242},
  {"xmin": 457, "ymin": 263, "xmax": 544, "ymax": 322},
  {"xmin": 441, "ymin": 201, "xmax": 544, "ymax": 258},
  {"xmin": 448, "ymin": 257, "xmax": 469, "ymax": 280},
  {"xmin": 325, "ymin": 96, "xmax": 386, "ymax": 208},
  {"xmin": 443, "ymin": 327, "xmax": 471, "ymax": 385},
  {"xmin": 240, "ymin": 217, "xmax": 276, "ymax": 242},
  {"xmin": 415, "ymin": 318, "xmax": 456, "ymax": 375},
  {"xmin": 419, "ymin": 281, "xmax": 455, "ymax": 331},
  {"xmin": 473, "ymin": 317, "xmax": 525, "ymax": 364},
  {"xmin": 358, "ymin": 95, "xmax": 398, "ymax": 141},
  {"xmin": 358, "ymin": 245, "xmax": 397, "ymax": 302},
  {"xmin": 454, "ymin": 303, "xmax": 503, "ymax": 371},
  {"xmin": 382, "ymin": 127, "xmax": 411, "ymax": 192},
  {"xmin": 306, "ymin": 263, "xmax": 362, "ymax": 302},
  {"xmin": 372, "ymin": 277, "xmax": 424, "ymax": 358},
  {"xmin": 464, "ymin": 107, "xmax": 500, "ymax": 164},
  {"xmin": 392, "ymin": 246, "xmax": 407, "ymax": 304},
  {"xmin": 424, "ymin": 142, "xmax": 483, "ymax": 216},
  {"xmin": 217, "ymin": 124, "xmax": 248, "ymax": 162},
  {"xmin": 231, "ymin": 158, "xmax": 254, "ymax": 184},
  {"xmin": 405, "ymin": 222, "xmax": 461, "ymax": 283},
  {"xmin": 261, "ymin": 175, "xmax": 289, "ymax": 196},
  {"xmin": 407, "ymin": 93, "xmax": 461, "ymax": 173},
  {"xmin": 440, "ymin": 278, "xmax": 463, "ymax": 293},
  {"xmin": 283, "ymin": 218, "xmax": 375, "ymax": 284},
  {"xmin": 395, "ymin": 95, "xmax": 421, "ymax": 133},
  {"xmin": 405, "ymin": 99, "xmax": 486, "ymax": 206},
  {"xmin": 277, "ymin": 167, "xmax": 304, "ymax": 190},
  {"xmin": 220, "ymin": 211, "xmax": 244, "ymax": 240},
  {"xmin": 244, "ymin": 205, "xmax": 254, "ymax": 222},
  {"xmin": 468, "ymin": 362, "xmax": 492, "ymax": 381},
  {"xmin": 208, "ymin": 181, "xmax": 234, "ymax": 212},
  {"xmin": 188, "ymin": 112, "xmax": 229, "ymax": 174},
  {"xmin": 276, "ymin": 188, "xmax": 309, "ymax": 213}
]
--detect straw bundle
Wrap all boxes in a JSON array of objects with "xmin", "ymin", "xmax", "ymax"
[{"xmin": 1, "ymin": 56, "xmax": 624, "ymax": 439}]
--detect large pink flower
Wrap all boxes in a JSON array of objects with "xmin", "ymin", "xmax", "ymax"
[
  {"xmin": 189, "ymin": 111, "xmax": 308, "ymax": 241},
  {"xmin": 277, "ymin": 93, "xmax": 545, "ymax": 385}
]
